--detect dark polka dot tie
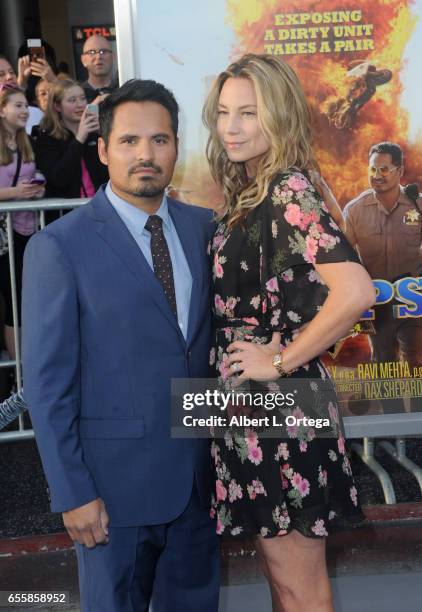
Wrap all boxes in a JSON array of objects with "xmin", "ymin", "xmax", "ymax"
[{"xmin": 145, "ymin": 215, "xmax": 177, "ymax": 315}]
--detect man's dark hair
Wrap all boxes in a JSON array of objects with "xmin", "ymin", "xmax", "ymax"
[
  {"xmin": 369, "ymin": 141, "xmax": 403, "ymax": 167},
  {"xmin": 99, "ymin": 79, "xmax": 179, "ymax": 145}
]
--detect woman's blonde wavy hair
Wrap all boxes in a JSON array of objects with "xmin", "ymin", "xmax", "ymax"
[
  {"xmin": 0, "ymin": 87, "xmax": 34, "ymax": 165},
  {"xmin": 202, "ymin": 53, "xmax": 318, "ymax": 227},
  {"xmin": 40, "ymin": 78, "xmax": 84, "ymax": 140}
]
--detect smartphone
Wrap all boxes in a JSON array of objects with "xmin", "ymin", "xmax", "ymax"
[
  {"xmin": 27, "ymin": 39, "xmax": 45, "ymax": 61},
  {"xmin": 86, "ymin": 103, "xmax": 99, "ymax": 117},
  {"xmin": 29, "ymin": 178, "xmax": 46, "ymax": 185}
]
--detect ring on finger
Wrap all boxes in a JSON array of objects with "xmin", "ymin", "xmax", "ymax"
[{"xmin": 231, "ymin": 362, "xmax": 239, "ymax": 373}]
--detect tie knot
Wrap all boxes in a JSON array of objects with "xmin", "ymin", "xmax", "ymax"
[{"xmin": 145, "ymin": 215, "xmax": 163, "ymax": 233}]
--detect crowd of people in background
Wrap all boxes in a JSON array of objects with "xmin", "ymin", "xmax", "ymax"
[{"xmin": 0, "ymin": 32, "xmax": 118, "ymax": 386}]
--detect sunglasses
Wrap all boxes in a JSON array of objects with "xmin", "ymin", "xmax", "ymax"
[
  {"xmin": 82, "ymin": 49, "xmax": 113, "ymax": 57},
  {"xmin": 369, "ymin": 165, "xmax": 400, "ymax": 178}
]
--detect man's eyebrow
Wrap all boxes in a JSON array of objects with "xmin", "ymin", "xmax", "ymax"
[{"xmin": 118, "ymin": 133, "xmax": 138, "ymax": 140}]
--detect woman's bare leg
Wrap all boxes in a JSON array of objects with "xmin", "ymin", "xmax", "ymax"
[{"xmin": 254, "ymin": 529, "xmax": 333, "ymax": 612}]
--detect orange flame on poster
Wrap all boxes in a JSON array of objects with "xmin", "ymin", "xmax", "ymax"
[{"xmin": 225, "ymin": 0, "xmax": 421, "ymax": 206}]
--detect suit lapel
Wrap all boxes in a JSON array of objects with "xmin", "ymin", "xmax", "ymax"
[
  {"xmin": 90, "ymin": 190, "xmax": 184, "ymax": 341},
  {"xmin": 168, "ymin": 199, "xmax": 203, "ymax": 346}
]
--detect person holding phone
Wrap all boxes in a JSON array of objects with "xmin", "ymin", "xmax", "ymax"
[
  {"xmin": 35, "ymin": 79, "xmax": 109, "ymax": 200},
  {"xmin": 0, "ymin": 84, "xmax": 45, "ymax": 359}
]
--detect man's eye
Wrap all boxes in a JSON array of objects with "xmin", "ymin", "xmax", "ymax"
[
  {"xmin": 154, "ymin": 137, "xmax": 167, "ymax": 144},
  {"xmin": 123, "ymin": 138, "xmax": 135, "ymax": 144}
]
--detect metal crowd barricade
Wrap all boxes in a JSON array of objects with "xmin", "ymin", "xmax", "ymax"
[
  {"xmin": 0, "ymin": 200, "xmax": 421, "ymax": 506},
  {"xmin": 0, "ymin": 198, "xmax": 88, "ymax": 443}
]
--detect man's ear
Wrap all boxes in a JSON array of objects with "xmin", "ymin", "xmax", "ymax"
[
  {"xmin": 80, "ymin": 54, "xmax": 88, "ymax": 70},
  {"xmin": 399, "ymin": 165, "xmax": 404, "ymax": 179},
  {"xmin": 98, "ymin": 137, "xmax": 108, "ymax": 166}
]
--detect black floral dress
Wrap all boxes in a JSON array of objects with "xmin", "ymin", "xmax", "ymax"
[{"xmin": 209, "ymin": 169, "xmax": 365, "ymax": 539}]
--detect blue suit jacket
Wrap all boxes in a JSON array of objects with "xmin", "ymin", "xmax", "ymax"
[{"xmin": 22, "ymin": 187, "xmax": 215, "ymax": 526}]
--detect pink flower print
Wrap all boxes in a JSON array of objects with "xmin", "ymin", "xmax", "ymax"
[
  {"xmin": 214, "ymin": 294, "xmax": 225, "ymax": 315},
  {"xmin": 299, "ymin": 440, "xmax": 308, "ymax": 452},
  {"xmin": 212, "ymin": 233, "xmax": 225, "ymax": 250},
  {"xmin": 243, "ymin": 317, "xmax": 259, "ymax": 325},
  {"xmin": 318, "ymin": 467, "xmax": 328, "ymax": 487},
  {"xmin": 287, "ymin": 174, "xmax": 309, "ymax": 192},
  {"xmin": 328, "ymin": 402, "xmax": 339, "ymax": 424},
  {"xmin": 269, "ymin": 293, "xmax": 279, "ymax": 307},
  {"xmin": 281, "ymin": 268, "xmax": 294, "ymax": 282},
  {"xmin": 226, "ymin": 297, "xmax": 238, "ymax": 312},
  {"xmin": 261, "ymin": 298, "xmax": 267, "ymax": 314},
  {"xmin": 292, "ymin": 472, "xmax": 303, "ymax": 488},
  {"xmin": 228, "ymin": 479, "xmax": 243, "ymax": 503},
  {"xmin": 209, "ymin": 347, "xmax": 216, "ymax": 366},
  {"xmin": 284, "ymin": 203, "xmax": 303, "ymax": 227},
  {"xmin": 277, "ymin": 529, "xmax": 288, "ymax": 536},
  {"xmin": 298, "ymin": 478, "xmax": 310, "ymax": 497},
  {"xmin": 214, "ymin": 254, "xmax": 224, "ymax": 278},
  {"xmin": 248, "ymin": 444, "xmax": 263, "ymax": 465},
  {"xmin": 276, "ymin": 442, "xmax": 290, "ymax": 461},
  {"xmin": 266, "ymin": 276, "xmax": 279, "ymax": 293},
  {"xmin": 270, "ymin": 309, "xmax": 281, "ymax": 327},
  {"xmin": 247, "ymin": 485, "xmax": 257, "ymax": 500},
  {"xmin": 216, "ymin": 479, "xmax": 227, "ymax": 502},
  {"xmin": 304, "ymin": 236, "xmax": 318, "ymax": 264},
  {"xmin": 219, "ymin": 359, "xmax": 231, "ymax": 381},
  {"xmin": 311, "ymin": 518, "xmax": 328, "ymax": 537},
  {"xmin": 299, "ymin": 210, "xmax": 319, "ymax": 232},
  {"xmin": 307, "ymin": 428, "xmax": 316, "ymax": 442},
  {"xmin": 210, "ymin": 507, "xmax": 216, "ymax": 519},
  {"xmin": 287, "ymin": 420, "xmax": 298, "ymax": 438},
  {"xmin": 350, "ymin": 486, "xmax": 358, "ymax": 506},
  {"xmin": 245, "ymin": 428, "xmax": 258, "ymax": 448},
  {"xmin": 250, "ymin": 295, "xmax": 261, "ymax": 310},
  {"xmin": 337, "ymin": 435, "xmax": 345, "ymax": 455},
  {"xmin": 216, "ymin": 519, "xmax": 224, "ymax": 535}
]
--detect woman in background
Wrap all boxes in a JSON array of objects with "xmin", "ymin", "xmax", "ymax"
[
  {"xmin": 0, "ymin": 84, "xmax": 44, "ymax": 359},
  {"xmin": 35, "ymin": 78, "xmax": 108, "ymax": 200},
  {"xmin": 203, "ymin": 54, "xmax": 375, "ymax": 612}
]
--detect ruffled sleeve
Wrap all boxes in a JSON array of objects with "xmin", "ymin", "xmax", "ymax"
[{"xmin": 259, "ymin": 170, "xmax": 360, "ymax": 330}]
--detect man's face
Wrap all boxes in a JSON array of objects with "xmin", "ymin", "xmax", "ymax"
[
  {"xmin": 98, "ymin": 101, "xmax": 178, "ymax": 204},
  {"xmin": 0, "ymin": 59, "xmax": 17, "ymax": 86},
  {"xmin": 369, "ymin": 152, "xmax": 403, "ymax": 194},
  {"xmin": 81, "ymin": 36, "xmax": 114, "ymax": 79}
]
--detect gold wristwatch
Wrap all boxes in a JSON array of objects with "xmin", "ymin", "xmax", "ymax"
[{"xmin": 272, "ymin": 352, "xmax": 290, "ymax": 377}]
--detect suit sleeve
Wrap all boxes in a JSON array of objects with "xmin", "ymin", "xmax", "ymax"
[{"xmin": 22, "ymin": 231, "xmax": 98, "ymax": 512}]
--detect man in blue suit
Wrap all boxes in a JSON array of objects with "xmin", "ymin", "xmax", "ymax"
[{"xmin": 22, "ymin": 80, "xmax": 219, "ymax": 612}]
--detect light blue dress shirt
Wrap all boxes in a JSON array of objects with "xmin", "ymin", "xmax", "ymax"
[{"xmin": 105, "ymin": 182, "xmax": 192, "ymax": 339}]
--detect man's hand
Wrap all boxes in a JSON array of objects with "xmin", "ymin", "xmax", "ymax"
[{"xmin": 62, "ymin": 497, "xmax": 109, "ymax": 548}]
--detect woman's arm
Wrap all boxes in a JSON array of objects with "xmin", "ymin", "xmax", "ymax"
[{"xmin": 226, "ymin": 261, "xmax": 375, "ymax": 381}]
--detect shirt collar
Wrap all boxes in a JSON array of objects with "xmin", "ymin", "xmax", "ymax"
[
  {"xmin": 366, "ymin": 185, "xmax": 410, "ymax": 213},
  {"xmin": 105, "ymin": 181, "xmax": 170, "ymax": 233}
]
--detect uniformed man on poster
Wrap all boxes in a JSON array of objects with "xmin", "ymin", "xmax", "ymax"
[{"xmin": 344, "ymin": 141, "xmax": 422, "ymax": 413}]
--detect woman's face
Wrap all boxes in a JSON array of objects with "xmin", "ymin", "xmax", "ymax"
[
  {"xmin": 217, "ymin": 77, "xmax": 270, "ymax": 177},
  {"xmin": 36, "ymin": 80, "xmax": 51, "ymax": 112},
  {"xmin": 0, "ymin": 92, "xmax": 29, "ymax": 131},
  {"xmin": 57, "ymin": 86, "xmax": 86, "ymax": 123}
]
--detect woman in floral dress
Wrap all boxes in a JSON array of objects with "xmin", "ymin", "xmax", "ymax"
[{"xmin": 203, "ymin": 54, "xmax": 375, "ymax": 612}]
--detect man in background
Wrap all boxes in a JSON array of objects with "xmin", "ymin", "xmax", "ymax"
[
  {"xmin": 80, "ymin": 34, "xmax": 118, "ymax": 103},
  {"xmin": 344, "ymin": 141, "xmax": 422, "ymax": 412}
]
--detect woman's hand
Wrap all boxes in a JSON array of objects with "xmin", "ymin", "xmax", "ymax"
[
  {"xmin": 224, "ymin": 332, "xmax": 281, "ymax": 384},
  {"xmin": 76, "ymin": 107, "xmax": 100, "ymax": 144},
  {"xmin": 29, "ymin": 58, "xmax": 57, "ymax": 83},
  {"xmin": 14, "ymin": 182, "xmax": 44, "ymax": 200},
  {"xmin": 17, "ymin": 56, "xmax": 32, "ymax": 88}
]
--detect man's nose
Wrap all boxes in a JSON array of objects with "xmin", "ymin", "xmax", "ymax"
[{"xmin": 136, "ymin": 140, "xmax": 153, "ymax": 160}]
